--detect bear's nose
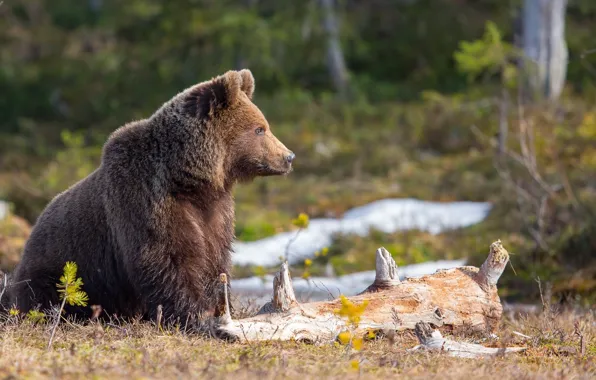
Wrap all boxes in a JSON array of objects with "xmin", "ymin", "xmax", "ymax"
[{"xmin": 285, "ymin": 152, "xmax": 296, "ymax": 164}]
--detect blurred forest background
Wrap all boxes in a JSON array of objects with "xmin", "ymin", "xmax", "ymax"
[{"xmin": 0, "ymin": 0, "xmax": 595, "ymax": 305}]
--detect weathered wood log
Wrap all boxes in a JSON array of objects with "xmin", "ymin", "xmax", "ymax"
[
  {"xmin": 217, "ymin": 240, "xmax": 510, "ymax": 343},
  {"xmin": 412, "ymin": 321, "xmax": 526, "ymax": 358}
]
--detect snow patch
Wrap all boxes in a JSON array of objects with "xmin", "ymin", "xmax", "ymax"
[
  {"xmin": 231, "ymin": 259, "xmax": 467, "ymax": 303},
  {"xmin": 232, "ymin": 198, "xmax": 491, "ymax": 266}
]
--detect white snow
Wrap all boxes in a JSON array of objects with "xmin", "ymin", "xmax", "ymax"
[
  {"xmin": 232, "ymin": 198, "xmax": 491, "ymax": 267},
  {"xmin": 230, "ymin": 259, "xmax": 467, "ymax": 302},
  {"xmin": 0, "ymin": 201, "xmax": 7, "ymax": 220}
]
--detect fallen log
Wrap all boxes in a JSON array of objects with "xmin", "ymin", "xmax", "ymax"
[
  {"xmin": 412, "ymin": 321, "xmax": 526, "ymax": 358},
  {"xmin": 216, "ymin": 240, "xmax": 510, "ymax": 343}
]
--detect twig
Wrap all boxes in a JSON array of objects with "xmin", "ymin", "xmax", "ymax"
[
  {"xmin": 284, "ymin": 228, "xmax": 303, "ymax": 262},
  {"xmin": 47, "ymin": 297, "xmax": 67, "ymax": 350},
  {"xmin": 508, "ymin": 257, "xmax": 517, "ymax": 276},
  {"xmin": 471, "ymin": 125, "xmax": 556, "ymax": 195},
  {"xmin": 574, "ymin": 320, "xmax": 586, "ymax": 357},
  {"xmin": 106, "ymin": 323, "xmax": 129, "ymax": 336},
  {"xmin": 512, "ymin": 331, "xmax": 532, "ymax": 339},
  {"xmin": 0, "ymin": 272, "xmax": 7, "ymax": 308},
  {"xmin": 536, "ymin": 277, "xmax": 546, "ymax": 312},
  {"xmin": 12, "ymin": 175, "xmax": 46, "ymax": 198},
  {"xmin": 471, "ymin": 122, "xmax": 559, "ymax": 250},
  {"xmin": 580, "ymin": 48, "xmax": 596, "ymax": 59}
]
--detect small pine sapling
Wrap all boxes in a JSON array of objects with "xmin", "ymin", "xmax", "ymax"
[
  {"xmin": 47, "ymin": 261, "xmax": 89, "ymax": 350},
  {"xmin": 26, "ymin": 309, "xmax": 47, "ymax": 324}
]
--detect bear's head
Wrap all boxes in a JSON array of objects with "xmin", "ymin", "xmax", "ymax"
[{"xmin": 160, "ymin": 69, "xmax": 295, "ymax": 191}]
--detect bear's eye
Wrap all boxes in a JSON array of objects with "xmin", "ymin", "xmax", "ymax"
[{"xmin": 255, "ymin": 127, "xmax": 265, "ymax": 136}]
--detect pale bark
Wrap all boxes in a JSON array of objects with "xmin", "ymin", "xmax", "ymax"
[
  {"xmin": 320, "ymin": 0, "xmax": 349, "ymax": 97},
  {"xmin": 361, "ymin": 247, "xmax": 401, "ymax": 293},
  {"xmin": 522, "ymin": 0, "xmax": 568, "ymax": 101},
  {"xmin": 216, "ymin": 240, "xmax": 511, "ymax": 343}
]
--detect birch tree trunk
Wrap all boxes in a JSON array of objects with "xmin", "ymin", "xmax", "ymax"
[
  {"xmin": 522, "ymin": 0, "xmax": 568, "ymax": 102},
  {"xmin": 320, "ymin": 0, "xmax": 349, "ymax": 98}
]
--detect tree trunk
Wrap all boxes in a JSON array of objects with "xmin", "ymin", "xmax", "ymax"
[
  {"xmin": 216, "ymin": 241, "xmax": 511, "ymax": 343},
  {"xmin": 522, "ymin": 0, "xmax": 568, "ymax": 102},
  {"xmin": 320, "ymin": 0, "xmax": 349, "ymax": 98}
]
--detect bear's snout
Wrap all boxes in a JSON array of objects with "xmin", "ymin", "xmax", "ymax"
[{"xmin": 285, "ymin": 152, "xmax": 295, "ymax": 164}]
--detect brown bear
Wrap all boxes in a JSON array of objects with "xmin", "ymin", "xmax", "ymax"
[{"xmin": 6, "ymin": 69, "xmax": 294, "ymax": 322}]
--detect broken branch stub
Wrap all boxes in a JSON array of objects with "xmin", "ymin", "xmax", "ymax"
[
  {"xmin": 361, "ymin": 247, "xmax": 401, "ymax": 293},
  {"xmin": 413, "ymin": 321, "xmax": 526, "ymax": 358},
  {"xmin": 218, "ymin": 240, "xmax": 509, "ymax": 343},
  {"xmin": 257, "ymin": 261, "xmax": 298, "ymax": 314},
  {"xmin": 272, "ymin": 262, "xmax": 298, "ymax": 311},
  {"xmin": 475, "ymin": 239, "xmax": 509, "ymax": 292}
]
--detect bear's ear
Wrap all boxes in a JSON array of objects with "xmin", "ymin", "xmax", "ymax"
[
  {"xmin": 239, "ymin": 69, "xmax": 255, "ymax": 99},
  {"xmin": 183, "ymin": 70, "xmax": 243, "ymax": 119},
  {"xmin": 220, "ymin": 70, "xmax": 243, "ymax": 106}
]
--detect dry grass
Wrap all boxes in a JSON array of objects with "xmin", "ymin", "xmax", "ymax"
[{"xmin": 0, "ymin": 306, "xmax": 594, "ymax": 379}]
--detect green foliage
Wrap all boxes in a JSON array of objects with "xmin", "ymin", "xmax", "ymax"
[
  {"xmin": 1, "ymin": 0, "xmax": 595, "ymax": 152},
  {"xmin": 454, "ymin": 21, "xmax": 518, "ymax": 87},
  {"xmin": 26, "ymin": 310, "xmax": 47, "ymax": 324},
  {"xmin": 235, "ymin": 222, "xmax": 277, "ymax": 242},
  {"xmin": 0, "ymin": 130, "xmax": 101, "ymax": 222},
  {"xmin": 41, "ymin": 130, "xmax": 101, "ymax": 194},
  {"xmin": 252, "ymin": 265, "xmax": 267, "ymax": 282},
  {"xmin": 57, "ymin": 262, "xmax": 89, "ymax": 307}
]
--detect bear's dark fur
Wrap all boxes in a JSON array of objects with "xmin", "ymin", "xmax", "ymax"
[{"xmin": 7, "ymin": 70, "xmax": 294, "ymax": 322}]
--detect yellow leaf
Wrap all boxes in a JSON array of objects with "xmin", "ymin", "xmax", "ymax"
[
  {"xmin": 352, "ymin": 337, "xmax": 363, "ymax": 351},
  {"xmin": 338, "ymin": 330, "xmax": 351, "ymax": 345},
  {"xmin": 291, "ymin": 213, "xmax": 310, "ymax": 228},
  {"xmin": 335, "ymin": 295, "xmax": 369, "ymax": 327}
]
